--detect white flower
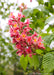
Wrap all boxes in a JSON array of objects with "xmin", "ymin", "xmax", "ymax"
[{"xmin": 50, "ymin": 41, "xmax": 54, "ymax": 49}]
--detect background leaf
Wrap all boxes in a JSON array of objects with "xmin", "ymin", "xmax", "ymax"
[
  {"xmin": 20, "ymin": 55, "xmax": 28, "ymax": 71},
  {"xmin": 28, "ymin": 55, "xmax": 39, "ymax": 70},
  {"xmin": 45, "ymin": 15, "xmax": 54, "ymax": 24},
  {"xmin": 42, "ymin": 52, "xmax": 54, "ymax": 73}
]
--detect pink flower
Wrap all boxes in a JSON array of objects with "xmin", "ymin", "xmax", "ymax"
[
  {"xmin": 24, "ymin": 27, "xmax": 32, "ymax": 32},
  {"xmin": 29, "ymin": 54, "xmax": 32, "ymax": 58},
  {"xmin": 25, "ymin": 19, "xmax": 30, "ymax": 25},
  {"xmin": 23, "ymin": 51, "xmax": 27, "ymax": 57},
  {"xmin": 21, "ymin": 32, "xmax": 26, "ymax": 39},
  {"xmin": 16, "ymin": 50, "xmax": 22, "ymax": 56},
  {"xmin": 12, "ymin": 38, "xmax": 16, "ymax": 43},
  {"xmin": 26, "ymin": 47, "xmax": 32, "ymax": 54},
  {"xmin": 38, "ymin": 36, "xmax": 43, "ymax": 42},
  {"xmin": 26, "ymin": 36, "xmax": 32, "ymax": 45},
  {"xmin": 18, "ymin": 13, "xmax": 22, "ymax": 18},
  {"xmin": 8, "ymin": 19, "xmax": 14, "ymax": 26},
  {"xmin": 30, "ymin": 0, "xmax": 32, "ymax": 2},
  {"xmin": 18, "ymin": 53, "xmax": 22, "ymax": 56},
  {"xmin": 16, "ymin": 44, "xmax": 21, "ymax": 49},
  {"xmin": 19, "ymin": 22, "xmax": 25, "ymax": 29},
  {"xmin": 16, "ymin": 37, "xmax": 20, "ymax": 42},
  {"xmin": 22, "ymin": 15, "xmax": 25, "ymax": 18},
  {"xmin": 8, "ymin": 12, "xmax": 45, "ymax": 57},
  {"xmin": 32, "ymin": 37, "xmax": 38, "ymax": 45},
  {"xmin": 9, "ymin": 12, "xmax": 15, "ymax": 19},
  {"xmin": 9, "ymin": 27, "xmax": 18, "ymax": 37},
  {"xmin": 32, "ymin": 32, "xmax": 38, "ymax": 38},
  {"xmin": 13, "ymin": 23, "xmax": 19, "ymax": 30},
  {"xmin": 33, "ymin": 53, "xmax": 36, "ymax": 55},
  {"xmin": 19, "ymin": 3, "xmax": 27, "ymax": 12},
  {"xmin": 38, "ymin": 41, "xmax": 45, "ymax": 49}
]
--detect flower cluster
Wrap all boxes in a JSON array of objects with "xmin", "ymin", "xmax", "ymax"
[
  {"xmin": 30, "ymin": 0, "xmax": 32, "ymax": 2},
  {"xmin": 8, "ymin": 12, "xmax": 45, "ymax": 57},
  {"xmin": 19, "ymin": 3, "xmax": 27, "ymax": 12}
]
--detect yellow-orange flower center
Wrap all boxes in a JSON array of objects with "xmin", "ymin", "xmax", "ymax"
[
  {"xmin": 16, "ymin": 37, "xmax": 20, "ymax": 41},
  {"xmin": 13, "ymin": 30, "xmax": 17, "ymax": 33},
  {"xmin": 22, "ymin": 34, "xmax": 26, "ymax": 38},
  {"xmin": 34, "ymin": 39, "xmax": 37, "ymax": 42},
  {"xmin": 10, "ymin": 13, "xmax": 13, "ymax": 16},
  {"xmin": 18, "ymin": 14, "xmax": 21, "ymax": 17},
  {"xmin": 13, "ymin": 24, "xmax": 17, "ymax": 28},
  {"xmin": 28, "ymin": 38, "xmax": 31, "ymax": 42},
  {"xmin": 39, "ymin": 42, "xmax": 41, "ymax": 45}
]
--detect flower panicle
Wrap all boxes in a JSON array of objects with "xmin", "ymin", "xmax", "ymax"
[{"xmin": 8, "ymin": 12, "xmax": 45, "ymax": 57}]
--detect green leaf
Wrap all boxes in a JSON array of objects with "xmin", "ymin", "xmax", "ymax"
[
  {"xmin": 49, "ymin": 0, "xmax": 54, "ymax": 5},
  {"xmin": 21, "ymin": 17, "xmax": 25, "ymax": 22},
  {"xmin": 43, "ymin": 34, "xmax": 54, "ymax": 45},
  {"xmin": 28, "ymin": 55, "xmax": 39, "ymax": 70},
  {"xmin": 8, "ymin": 44, "xmax": 13, "ymax": 50},
  {"xmin": 45, "ymin": 15, "xmax": 54, "ymax": 24},
  {"xmin": 36, "ymin": 5, "xmax": 44, "ymax": 11},
  {"xmin": 36, "ymin": 5, "xmax": 49, "ymax": 15},
  {"xmin": 20, "ymin": 55, "xmax": 28, "ymax": 71},
  {"xmin": 37, "ymin": 0, "xmax": 44, "ymax": 4},
  {"xmin": 42, "ymin": 73, "xmax": 53, "ymax": 75},
  {"xmin": 40, "ymin": 33, "xmax": 50, "ymax": 38},
  {"xmin": 23, "ymin": 9, "xmax": 31, "ymax": 17},
  {"xmin": 42, "ymin": 52, "xmax": 54, "ymax": 73},
  {"xmin": 36, "ymin": 49, "xmax": 43, "ymax": 54},
  {"xmin": 46, "ymin": 25, "xmax": 54, "ymax": 33}
]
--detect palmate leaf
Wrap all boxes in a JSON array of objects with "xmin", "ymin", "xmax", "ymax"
[
  {"xmin": 20, "ymin": 55, "xmax": 28, "ymax": 71},
  {"xmin": 8, "ymin": 44, "xmax": 14, "ymax": 50},
  {"xmin": 20, "ymin": 55, "xmax": 39, "ymax": 70},
  {"xmin": 49, "ymin": 0, "xmax": 54, "ymax": 5},
  {"xmin": 28, "ymin": 55, "xmax": 39, "ymax": 70},
  {"xmin": 36, "ymin": 5, "xmax": 44, "ymax": 11},
  {"xmin": 46, "ymin": 25, "xmax": 54, "ymax": 33},
  {"xmin": 36, "ymin": 5, "xmax": 49, "ymax": 15},
  {"xmin": 42, "ymin": 73, "xmax": 53, "ymax": 75},
  {"xmin": 23, "ymin": 9, "xmax": 31, "ymax": 17},
  {"xmin": 21, "ymin": 17, "xmax": 25, "ymax": 22},
  {"xmin": 37, "ymin": 0, "xmax": 44, "ymax": 4},
  {"xmin": 43, "ymin": 34, "xmax": 54, "ymax": 45},
  {"xmin": 42, "ymin": 52, "xmax": 54, "ymax": 73},
  {"xmin": 36, "ymin": 49, "xmax": 43, "ymax": 54},
  {"xmin": 45, "ymin": 15, "xmax": 54, "ymax": 24}
]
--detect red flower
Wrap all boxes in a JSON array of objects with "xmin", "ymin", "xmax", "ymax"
[
  {"xmin": 8, "ymin": 12, "xmax": 45, "ymax": 57},
  {"xmin": 26, "ymin": 36, "xmax": 32, "ymax": 45},
  {"xmin": 19, "ymin": 3, "xmax": 27, "ymax": 12},
  {"xmin": 21, "ymin": 32, "xmax": 26, "ymax": 39},
  {"xmin": 9, "ymin": 12, "xmax": 15, "ymax": 19},
  {"xmin": 30, "ymin": 0, "xmax": 32, "ymax": 2},
  {"xmin": 26, "ymin": 47, "xmax": 32, "ymax": 54}
]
